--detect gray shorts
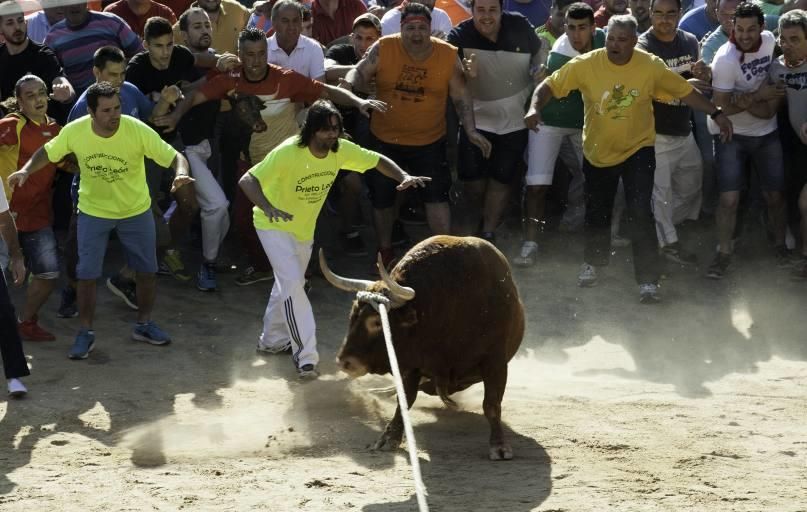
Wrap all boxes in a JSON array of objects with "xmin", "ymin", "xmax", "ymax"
[{"xmin": 76, "ymin": 209, "xmax": 157, "ymax": 280}]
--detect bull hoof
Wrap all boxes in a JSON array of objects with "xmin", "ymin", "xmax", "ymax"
[
  {"xmin": 372, "ymin": 432, "xmax": 402, "ymax": 452},
  {"xmin": 489, "ymin": 443, "xmax": 513, "ymax": 461}
]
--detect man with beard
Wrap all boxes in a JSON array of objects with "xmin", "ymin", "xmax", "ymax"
[
  {"xmin": 526, "ymin": 14, "xmax": 732, "ymax": 302},
  {"xmin": 8, "ymin": 82, "xmax": 193, "ymax": 360},
  {"xmin": 706, "ymin": 2, "xmax": 788, "ymax": 279},
  {"xmin": 44, "ymin": 1, "xmax": 143, "ymax": 95},
  {"xmin": 238, "ymin": 100, "xmax": 429, "ymax": 379},
  {"xmin": 630, "ymin": 0, "xmax": 651, "ymax": 31},
  {"xmin": 159, "ymin": 27, "xmax": 387, "ymax": 286},
  {"xmin": 594, "ymin": 0, "xmax": 629, "ymax": 27},
  {"xmin": 172, "ymin": 0, "xmax": 249, "ymax": 54},
  {"xmin": 767, "ymin": 9, "xmax": 807, "ymax": 279},
  {"xmin": 447, "ymin": 0, "xmax": 541, "ymax": 244},
  {"xmin": 516, "ymin": 2, "xmax": 604, "ymax": 267},
  {"xmin": 637, "ymin": 0, "xmax": 703, "ymax": 265},
  {"xmin": 345, "ymin": 2, "xmax": 492, "ymax": 268},
  {"xmin": 0, "ymin": 2, "xmax": 74, "ymax": 106}
]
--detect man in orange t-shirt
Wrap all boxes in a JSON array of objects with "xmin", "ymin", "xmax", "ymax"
[
  {"xmin": 346, "ymin": 1, "xmax": 491, "ymax": 268},
  {"xmin": 0, "ymin": 75, "xmax": 65, "ymax": 341}
]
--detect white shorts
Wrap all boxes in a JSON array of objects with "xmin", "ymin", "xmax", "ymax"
[{"xmin": 525, "ymin": 125, "xmax": 584, "ymax": 186}]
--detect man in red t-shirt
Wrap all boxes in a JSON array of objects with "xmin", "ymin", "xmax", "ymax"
[
  {"xmin": 159, "ymin": 26, "xmax": 384, "ymax": 287},
  {"xmin": 0, "ymin": 75, "xmax": 68, "ymax": 341}
]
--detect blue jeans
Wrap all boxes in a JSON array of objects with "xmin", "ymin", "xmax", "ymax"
[{"xmin": 714, "ymin": 131, "xmax": 785, "ymax": 193}]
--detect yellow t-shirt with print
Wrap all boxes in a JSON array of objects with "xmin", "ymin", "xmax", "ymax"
[
  {"xmin": 44, "ymin": 115, "xmax": 177, "ymax": 219},
  {"xmin": 250, "ymin": 136, "xmax": 381, "ymax": 241},
  {"xmin": 546, "ymin": 48, "xmax": 694, "ymax": 168}
]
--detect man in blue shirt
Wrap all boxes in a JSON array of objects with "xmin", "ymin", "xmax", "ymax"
[
  {"xmin": 504, "ymin": 0, "xmax": 552, "ymax": 26},
  {"xmin": 679, "ymin": 0, "xmax": 719, "ymax": 40}
]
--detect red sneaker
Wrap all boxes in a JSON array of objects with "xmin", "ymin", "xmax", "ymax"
[{"xmin": 18, "ymin": 319, "xmax": 56, "ymax": 342}]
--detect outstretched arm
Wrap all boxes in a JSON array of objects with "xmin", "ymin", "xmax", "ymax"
[{"xmin": 7, "ymin": 146, "xmax": 56, "ymax": 190}]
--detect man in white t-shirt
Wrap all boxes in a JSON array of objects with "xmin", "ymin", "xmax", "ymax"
[
  {"xmin": 267, "ymin": 0, "xmax": 325, "ymax": 80},
  {"xmin": 706, "ymin": 1, "xmax": 788, "ymax": 279},
  {"xmin": 381, "ymin": 0, "xmax": 454, "ymax": 37}
]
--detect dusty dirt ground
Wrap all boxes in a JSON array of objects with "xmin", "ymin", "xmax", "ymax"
[{"xmin": 1, "ymin": 205, "xmax": 806, "ymax": 512}]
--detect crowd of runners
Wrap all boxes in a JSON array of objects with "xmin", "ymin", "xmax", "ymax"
[{"xmin": 0, "ymin": 0, "xmax": 805, "ymax": 394}]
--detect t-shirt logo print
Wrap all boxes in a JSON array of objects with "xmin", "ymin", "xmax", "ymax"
[
  {"xmin": 394, "ymin": 65, "xmax": 427, "ymax": 103},
  {"xmin": 595, "ymin": 84, "xmax": 640, "ymax": 119},
  {"xmin": 84, "ymin": 153, "xmax": 129, "ymax": 183}
]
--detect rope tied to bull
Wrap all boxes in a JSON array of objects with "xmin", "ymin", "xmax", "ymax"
[{"xmin": 356, "ymin": 291, "xmax": 430, "ymax": 512}]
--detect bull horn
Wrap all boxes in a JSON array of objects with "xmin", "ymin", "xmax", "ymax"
[
  {"xmin": 319, "ymin": 249, "xmax": 374, "ymax": 293},
  {"xmin": 377, "ymin": 253, "xmax": 415, "ymax": 303}
]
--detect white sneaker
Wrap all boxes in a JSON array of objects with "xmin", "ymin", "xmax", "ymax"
[
  {"xmin": 7, "ymin": 378, "xmax": 27, "ymax": 398},
  {"xmin": 297, "ymin": 364, "xmax": 319, "ymax": 380},
  {"xmin": 256, "ymin": 342, "xmax": 291, "ymax": 355},
  {"xmin": 512, "ymin": 241, "xmax": 539, "ymax": 268},
  {"xmin": 578, "ymin": 263, "xmax": 598, "ymax": 287}
]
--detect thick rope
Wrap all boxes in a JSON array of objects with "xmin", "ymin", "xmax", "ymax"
[{"xmin": 356, "ymin": 291, "xmax": 429, "ymax": 512}]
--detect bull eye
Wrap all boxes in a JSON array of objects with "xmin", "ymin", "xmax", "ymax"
[{"xmin": 364, "ymin": 316, "xmax": 382, "ymax": 332}]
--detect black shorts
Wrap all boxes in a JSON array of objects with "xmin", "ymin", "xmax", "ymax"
[
  {"xmin": 366, "ymin": 134, "xmax": 450, "ymax": 209},
  {"xmin": 458, "ymin": 128, "xmax": 528, "ymax": 184}
]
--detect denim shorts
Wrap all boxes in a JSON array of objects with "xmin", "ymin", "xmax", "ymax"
[
  {"xmin": 366, "ymin": 135, "xmax": 450, "ymax": 209},
  {"xmin": 714, "ymin": 130, "xmax": 785, "ymax": 193},
  {"xmin": 18, "ymin": 226, "xmax": 60, "ymax": 278},
  {"xmin": 76, "ymin": 209, "xmax": 158, "ymax": 280}
]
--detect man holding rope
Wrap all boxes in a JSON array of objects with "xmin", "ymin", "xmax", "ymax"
[{"xmin": 238, "ymin": 100, "xmax": 430, "ymax": 379}]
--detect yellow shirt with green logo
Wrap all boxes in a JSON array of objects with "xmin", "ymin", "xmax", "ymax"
[
  {"xmin": 546, "ymin": 48, "xmax": 694, "ymax": 168},
  {"xmin": 250, "ymin": 136, "xmax": 381, "ymax": 241},
  {"xmin": 44, "ymin": 115, "xmax": 177, "ymax": 219}
]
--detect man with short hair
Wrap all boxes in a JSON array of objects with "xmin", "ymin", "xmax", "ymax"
[
  {"xmin": 346, "ymin": 2, "xmax": 492, "ymax": 268},
  {"xmin": 701, "ymin": 0, "xmax": 777, "ymax": 63},
  {"xmin": 172, "ymin": 0, "xmax": 250, "ymax": 54},
  {"xmin": 268, "ymin": 0, "xmax": 325, "ymax": 80},
  {"xmin": 526, "ymin": 14, "xmax": 731, "ymax": 302},
  {"xmin": 0, "ymin": 75, "xmax": 64, "ymax": 341},
  {"xmin": 104, "ymin": 0, "xmax": 178, "ymax": 37},
  {"xmin": 44, "ymin": 1, "xmax": 143, "ymax": 94},
  {"xmin": 770, "ymin": 9, "xmax": 807, "ymax": 278},
  {"xmin": 8, "ymin": 82, "xmax": 194, "ymax": 360},
  {"xmin": 594, "ymin": 0, "xmax": 629, "ymax": 27},
  {"xmin": 238, "ymin": 100, "xmax": 429, "ymax": 379},
  {"xmin": 0, "ymin": 1, "xmax": 75, "ymax": 105},
  {"xmin": 448, "ymin": 0, "xmax": 541, "ymax": 243},
  {"xmin": 311, "ymin": 0, "xmax": 367, "ymax": 45},
  {"xmin": 536, "ymin": 0, "xmax": 579, "ymax": 51},
  {"xmin": 380, "ymin": 0, "xmax": 453, "ymax": 37},
  {"xmin": 706, "ymin": 2, "xmax": 787, "ymax": 279},
  {"xmin": 630, "ymin": 0, "xmax": 651, "ymax": 30},
  {"xmin": 516, "ymin": 2, "xmax": 605, "ymax": 267},
  {"xmin": 637, "ymin": 0, "xmax": 703, "ymax": 265},
  {"xmin": 126, "ymin": 16, "xmax": 201, "ymax": 283}
]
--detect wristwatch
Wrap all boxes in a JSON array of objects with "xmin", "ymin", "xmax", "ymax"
[{"xmin": 710, "ymin": 107, "xmax": 723, "ymax": 120}]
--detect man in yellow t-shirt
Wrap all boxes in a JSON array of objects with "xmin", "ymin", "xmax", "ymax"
[
  {"xmin": 238, "ymin": 100, "xmax": 429, "ymax": 379},
  {"xmin": 7, "ymin": 82, "xmax": 194, "ymax": 360},
  {"xmin": 525, "ymin": 14, "xmax": 732, "ymax": 303}
]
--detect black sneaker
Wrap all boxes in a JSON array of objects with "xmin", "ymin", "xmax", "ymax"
[
  {"xmin": 661, "ymin": 242, "xmax": 697, "ymax": 265},
  {"xmin": 399, "ymin": 206, "xmax": 427, "ymax": 225},
  {"xmin": 706, "ymin": 253, "xmax": 731, "ymax": 280},
  {"xmin": 57, "ymin": 286, "xmax": 78, "ymax": 318},
  {"xmin": 774, "ymin": 245, "xmax": 796, "ymax": 269},
  {"xmin": 341, "ymin": 231, "xmax": 368, "ymax": 256},
  {"xmin": 391, "ymin": 220, "xmax": 410, "ymax": 247},
  {"xmin": 106, "ymin": 275, "xmax": 138, "ymax": 310}
]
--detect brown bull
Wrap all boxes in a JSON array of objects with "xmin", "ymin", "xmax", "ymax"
[{"xmin": 320, "ymin": 235, "xmax": 525, "ymax": 460}]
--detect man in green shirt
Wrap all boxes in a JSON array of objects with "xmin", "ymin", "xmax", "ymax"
[
  {"xmin": 238, "ymin": 100, "xmax": 429, "ymax": 380},
  {"xmin": 8, "ymin": 82, "xmax": 193, "ymax": 360}
]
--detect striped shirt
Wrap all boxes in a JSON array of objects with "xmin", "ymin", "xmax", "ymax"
[{"xmin": 44, "ymin": 11, "xmax": 143, "ymax": 94}]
